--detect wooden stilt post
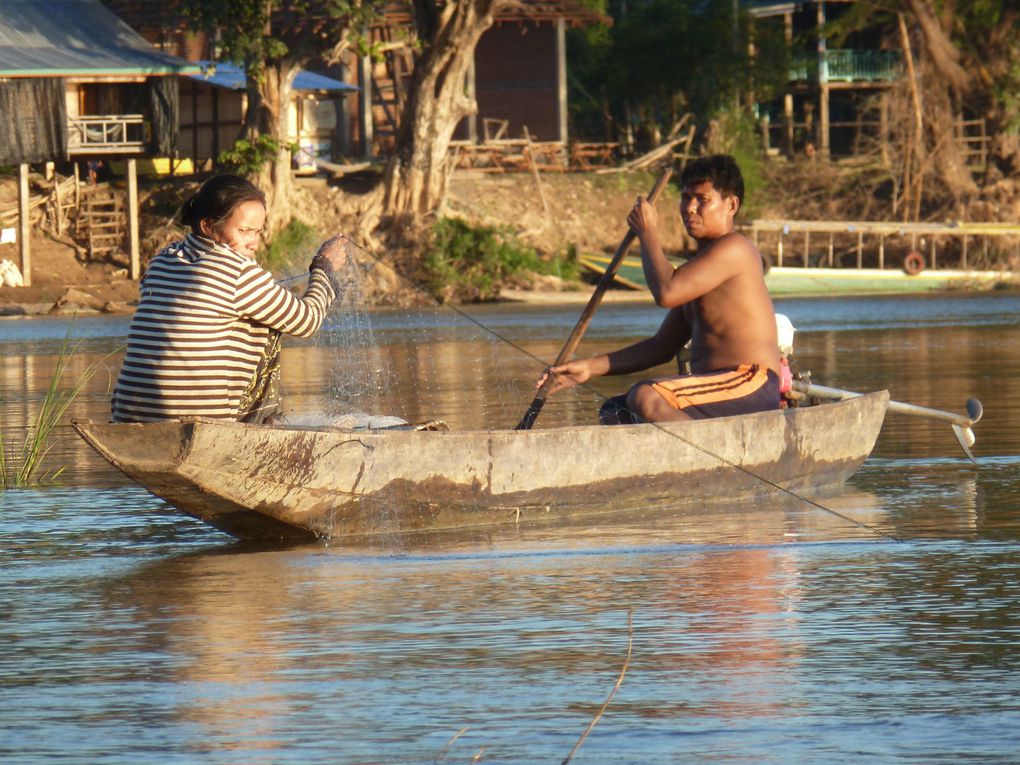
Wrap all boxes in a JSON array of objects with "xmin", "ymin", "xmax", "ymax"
[
  {"xmin": 127, "ymin": 158, "xmax": 140, "ymax": 280},
  {"xmin": 878, "ymin": 234, "xmax": 885, "ymax": 269},
  {"xmin": 18, "ymin": 163, "xmax": 31, "ymax": 287},
  {"xmin": 856, "ymin": 231, "xmax": 863, "ymax": 269},
  {"xmin": 803, "ymin": 230, "xmax": 810, "ymax": 268}
]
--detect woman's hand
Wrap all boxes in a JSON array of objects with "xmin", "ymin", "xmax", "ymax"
[{"xmin": 315, "ymin": 234, "xmax": 351, "ymax": 271}]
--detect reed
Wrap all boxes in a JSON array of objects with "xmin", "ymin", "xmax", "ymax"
[{"xmin": 0, "ymin": 334, "xmax": 109, "ymax": 489}]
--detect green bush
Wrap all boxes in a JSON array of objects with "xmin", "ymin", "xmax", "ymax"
[
  {"xmin": 261, "ymin": 219, "xmax": 318, "ymax": 273},
  {"xmin": 218, "ymin": 135, "xmax": 297, "ymax": 176},
  {"xmin": 424, "ymin": 218, "xmax": 578, "ymax": 303},
  {"xmin": 704, "ymin": 107, "xmax": 766, "ymax": 219}
]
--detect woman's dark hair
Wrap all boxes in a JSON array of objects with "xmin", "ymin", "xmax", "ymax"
[
  {"xmin": 179, "ymin": 174, "xmax": 266, "ymax": 235},
  {"xmin": 680, "ymin": 155, "xmax": 745, "ymax": 210}
]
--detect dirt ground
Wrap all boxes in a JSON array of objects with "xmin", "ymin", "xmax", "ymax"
[
  {"xmin": 0, "ymin": 232, "xmax": 140, "ymax": 316},
  {"xmin": 0, "ymin": 169, "xmax": 685, "ymax": 315}
]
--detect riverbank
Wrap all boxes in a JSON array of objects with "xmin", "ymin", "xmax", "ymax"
[{"xmin": 2, "ymin": 169, "xmax": 1018, "ymax": 317}]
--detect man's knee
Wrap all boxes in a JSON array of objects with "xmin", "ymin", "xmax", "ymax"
[
  {"xmin": 627, "ymin": 381, "xmax": 689, "ymax": 422},
  {"xmin": 627, "ymin": 383, "xmax": 657, "ymax": 417}
]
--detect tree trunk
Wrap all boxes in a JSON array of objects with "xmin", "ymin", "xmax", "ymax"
[
  {"xmin": 244, "ymin": 61, "xmax": 300, "ymax": 237},
  {"xmin": 380, "ymin": 0, "xmax": 510, "ymax": 220}
]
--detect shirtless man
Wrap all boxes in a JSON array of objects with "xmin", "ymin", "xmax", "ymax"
[{"xmin": 538, "ymin": 154, "xmax": 780, "ymax": 423}]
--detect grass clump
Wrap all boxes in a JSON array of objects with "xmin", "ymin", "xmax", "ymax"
[
  {"xmin": 1, "ymin": 335, "xmax": 108, "ymax": 488},
  {"xmin": 424, "ymin": 218, "xmax": 579, "ymax": 303}
]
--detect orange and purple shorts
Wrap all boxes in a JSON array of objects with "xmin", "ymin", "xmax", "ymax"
[{"xmin": 650, "ymin": 364, "xmax": 780, "ymax": 420}]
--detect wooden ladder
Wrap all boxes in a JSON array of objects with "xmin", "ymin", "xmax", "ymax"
[
  {"xmin": 371, "ymin": 27, "xmax": 414, "ymax": 150},
  {"xmin": 77, "ymin": 186, "xmax": 124, "ymax": 260}
]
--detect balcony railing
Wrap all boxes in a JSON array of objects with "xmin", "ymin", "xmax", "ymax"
[
  {"xmin": 67, "ymin": 115, "xmax": 147, "ymax": 155},
  {"xmin": 790, "ymin": 49, "xmax": 902, "ymax": 83}
]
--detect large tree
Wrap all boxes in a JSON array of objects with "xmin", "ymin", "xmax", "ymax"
[
  {"xmin": 380, "ymin": 0, "xmax": 516, "ymax": 220},
  {"xmin": 181, "ymin": 1, "xmax": 378, "ymax": 236},
  {"xmin": 833, "ymin": 0, "xmax": 1020, "ymax": 218}
]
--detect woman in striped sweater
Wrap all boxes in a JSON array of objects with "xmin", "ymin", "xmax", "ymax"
[{"xmin": 111, "ymin": 174, "xmax": 347, "ymax": 424}]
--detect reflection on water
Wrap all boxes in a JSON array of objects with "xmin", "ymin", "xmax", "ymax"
[
  {"xmin": 2, "ymin": 292, "xmax": 1020, "ymax": 763},
  {"xmin": 3, "ymin": 485, "xmax": 1020, "ymax": 764}
]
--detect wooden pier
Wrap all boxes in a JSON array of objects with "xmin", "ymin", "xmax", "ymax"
[{"xmin": 747, "ymin": 219, "xmax": 1020, "ymax": 272}]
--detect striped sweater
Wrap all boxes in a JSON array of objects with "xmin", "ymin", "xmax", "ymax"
[{"xmin": 112, "ymin": 234, "xmax": 336, "ymax": 422}]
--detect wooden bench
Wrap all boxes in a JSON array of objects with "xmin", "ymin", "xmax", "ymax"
[{"xmin": 570, "ymin": 142, "xmax": 619, "ymax": 170}]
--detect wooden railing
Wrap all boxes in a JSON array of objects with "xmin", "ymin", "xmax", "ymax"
[
  {"xmin": 790, "ymin": 49, "xmax": 902, "ymax": 83},
  {"xmin": 67, "ymin": 115, "xmax": 147, "ymax": 155},
  {"xmin": 747, "ymin": 219, "xmax": 1020, "ymax": 271}
]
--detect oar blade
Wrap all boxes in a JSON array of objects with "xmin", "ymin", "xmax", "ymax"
[{"xmin": 952, "ymin": 424, "xmax": 977, "ymax": 463}]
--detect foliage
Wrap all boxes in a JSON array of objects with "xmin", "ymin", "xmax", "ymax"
[
  {"xmin": 424, "ymin": 219, "xmax": 578, "ymax": 303},
  {"xmin": 261, "ymin": 219, "xmax": 318, "ymax": 273},
  {"xmin": 704, "ymin": 107, "xmax": 767, "ymax": 219},
  {"xmin": 0, "ymin": 335, "xmax": 109, "ymax": 489},
  {"xmin": 180, "ymin": 1, "xmax": 380, "ymax": 79},
  {"xmin": 217, "ymin": 135, "xmax": 298, "ymax": 176},
  {"xmin": 568, "ymin": 0, "xmax": 789, "ymax": 146},
  {"xmin": 829, "ymin": 0, "xmax": 1020, "ymax": 130}
]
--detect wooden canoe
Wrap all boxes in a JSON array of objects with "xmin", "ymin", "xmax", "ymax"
[{"xmin": 73, "ymin": 392, "xmax": 889, "ymax": 543}]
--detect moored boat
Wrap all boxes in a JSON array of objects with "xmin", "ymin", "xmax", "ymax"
[{"xmin": 74, "ymin": 392, "xmax": 889, "ymax": 543}]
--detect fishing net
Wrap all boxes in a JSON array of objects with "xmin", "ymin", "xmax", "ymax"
[{"xmin": 274, "ymin": 235, "xmax": 617, "ymax": 434}]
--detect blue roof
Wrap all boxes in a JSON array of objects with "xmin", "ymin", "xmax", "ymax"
[
  {"xmin": 189, "ymin": 61, "xmax": 357, "ymax": 93},
  {"xmin": 0, "ymin": 0, "xmax": 200, "ymax": 76}
]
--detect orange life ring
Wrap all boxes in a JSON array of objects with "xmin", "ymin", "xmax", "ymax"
[{"xmin": 903, "ymin": 251, "xmax": 925, "ymax": 275}]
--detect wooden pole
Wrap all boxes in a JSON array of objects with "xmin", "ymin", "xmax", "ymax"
[
  {"xmin": 359, "ymin": 51, "xmax": 374, "ymax": 158},
  {"xmin": 556, "ymin": 18, "xmax": 568, "ymax": 145},
  {"xmin": 127, "ymin": 158, "xmax": 140, "ymax": 280},
  {"xmin": 515, "ymin": 170, "xmax": 673, "ymax": 431},
  {"xmin": 817, "ymin": 2, "xmax": 830, "ymax": 158},
  {"xmin": 523, "ymin": 127, "xmax": 551, "ymax": 225},
  {"xmin": 898, "ymin": 13, "xmax": 924, "ymax": 221},
  {"xmin": 783, "ymin": 12, "xmax": 794, "ymax": 156},
  {"xmin": 803, "ymin": 230, "xmax": 810, "ymax": 268},
  {"xmin": 18, "ymin": 163, "xmax": 31, "ymax": 287}
]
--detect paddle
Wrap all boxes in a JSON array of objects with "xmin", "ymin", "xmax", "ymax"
[
  {"xmin": 515, "ymin": 169, "xmax": 674, "ymax": 431},
  {"xmin": 792, "ymin": 380, "xmax": 983, "ymax": 462}
]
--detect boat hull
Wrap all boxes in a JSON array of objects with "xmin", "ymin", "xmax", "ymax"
[{"xmin": 74, "ymin": 392, "xmax": 888, "ymax": 542}]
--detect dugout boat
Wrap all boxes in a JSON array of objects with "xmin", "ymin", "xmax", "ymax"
[{"xmin": 73, "ymin": 392, "xmax": 888, "ymax": 543}]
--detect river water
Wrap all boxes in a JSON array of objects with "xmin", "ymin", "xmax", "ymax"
[{"xmin": 2, "ymin": 292, "xmax": 1019, "ymax": 763}]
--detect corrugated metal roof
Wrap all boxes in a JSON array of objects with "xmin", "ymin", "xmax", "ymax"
[
  {"xmin": 0, "ymin": 0, "xmax": 200, "ymax": 76},
  {"xmin": 189, "ymin": 62, "xmax": 357, "ymax": 93}
]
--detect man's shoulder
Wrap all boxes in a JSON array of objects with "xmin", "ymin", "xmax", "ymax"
[{"xmin": 707, "ymin": 230, "xmax": 754, "ymax": 252}]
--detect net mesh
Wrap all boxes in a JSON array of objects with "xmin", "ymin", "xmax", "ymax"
[{"xmin": 276, "ymin": 236, "xmax": 609, "ymax": 434}]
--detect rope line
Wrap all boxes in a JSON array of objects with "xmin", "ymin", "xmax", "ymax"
[{"xmin": 300, "ymin": 233, "xmax": 898, "ymax": 542}]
